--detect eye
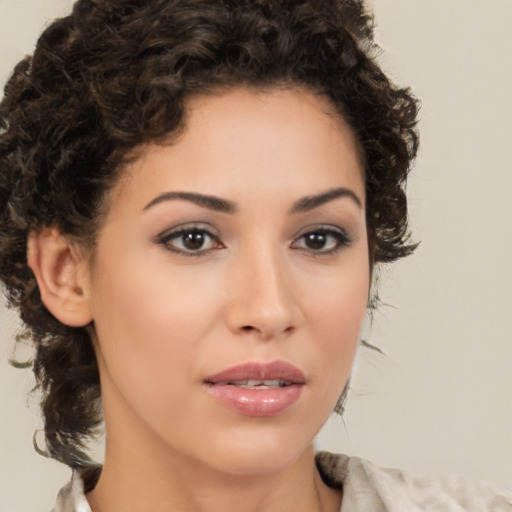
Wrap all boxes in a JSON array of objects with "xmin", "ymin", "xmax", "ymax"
[
  {"xmin": 158, "ymin": 226, "xmax": 223, "ymax": 256},
  {"xmin": 291, "ymin": 227, "xmax": 351, "ymax": 254}
]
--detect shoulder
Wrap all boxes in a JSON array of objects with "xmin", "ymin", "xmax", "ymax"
[
  {"xmin": 315, "ymin": 451, "xmax": 512, "ymax": 512},
  {"xmin": 51, "ymin": 455, "xmax": 512, "ymax": 512},
  {"xmin": 51, "ymin": 471, "xmax": 92, "ymax": 512}
]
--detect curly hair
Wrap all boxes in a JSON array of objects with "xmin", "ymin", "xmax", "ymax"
[{"xmin": 0, "ymin": 0, "xmax": 419, "ymax": 469}]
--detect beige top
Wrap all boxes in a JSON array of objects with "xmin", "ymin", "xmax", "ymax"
[{"xmin": 51, "ymin": 452, "xmax": 512, "ymax": 512}]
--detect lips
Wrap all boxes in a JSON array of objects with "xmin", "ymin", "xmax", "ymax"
[
  {"xmin": 203, "ymin": 361, "xmax": 306, "ymax": 417},
  {"xmin": 215, "ymin": 379, "xmax": 291, "ymax": 389},
  {"xmin": 205, "ymin": 360, "xmax": 306, "ymax": 385}
]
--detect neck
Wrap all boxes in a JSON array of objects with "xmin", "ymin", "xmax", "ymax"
[
  {"xmin": 87, "ymin": 379, "xmax": 342, "ymax": 512},
  {"xmin": 87, "ymin": 441, "xmax": 341, "ymax": 512}
]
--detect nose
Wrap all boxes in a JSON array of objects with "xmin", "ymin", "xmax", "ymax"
[{"xmin": 225, "ymin": 247, "xmax": 303, "ymax": 340}]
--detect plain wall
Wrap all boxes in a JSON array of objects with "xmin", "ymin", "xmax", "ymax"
[{"xmin": 1, "ymin": 1, "xmax": 511, "ymax": 511}]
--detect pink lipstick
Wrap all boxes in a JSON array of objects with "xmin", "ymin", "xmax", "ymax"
[{"xmin": 203, "ymin": 361, "xmax": 306, "ymax": 417}]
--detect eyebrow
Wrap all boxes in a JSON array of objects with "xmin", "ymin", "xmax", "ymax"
[
  {"xmin": 143, "ymin": 187, "xmax": 362, "ymax": 214},
  {"xmin": 289, "ymin": 187, "xmax": 362, "ymax": 214},
  {"xmin": 143, "ymin": 191, "xmax": 237, "ymax": 213}
]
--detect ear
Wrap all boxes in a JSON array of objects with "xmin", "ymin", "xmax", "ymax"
[{"xmin": 27, "ymin": 227, "xmax": 93, "ymax": 327}]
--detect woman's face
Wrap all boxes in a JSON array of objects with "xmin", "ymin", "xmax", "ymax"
[{"xmin": 83, "ymin": 88, "xmax": 369, "ymax": 475}]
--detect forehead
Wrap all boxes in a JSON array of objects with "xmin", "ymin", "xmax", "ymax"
[{"xmin": 110, "ymin": 87, "xmax": 365, "ymax": 212}]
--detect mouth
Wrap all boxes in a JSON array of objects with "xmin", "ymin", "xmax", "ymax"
[
  {"xmin": 204, "ymin": 360, "xmax": 306, "ymax": 386},
  {"xmin": 203, "ymin": 360, "xmax": 306, "ymax": 417},
  {"xmin": 212, "ymin": 379, "xmax": 293, "ymax": 389}
]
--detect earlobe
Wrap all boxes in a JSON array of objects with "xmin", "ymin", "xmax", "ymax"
[{"xmin": 27, "ymin": 228, "xmax": 93, "ymax": 327}]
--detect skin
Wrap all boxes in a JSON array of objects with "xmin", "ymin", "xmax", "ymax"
[{"xmin": 75, "ymin": 88, "xmax": 369, "ymax": 512}]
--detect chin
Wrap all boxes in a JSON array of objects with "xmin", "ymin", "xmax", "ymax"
[
  {"xmin": 196, "ymin": 424, "xmax": 315, "ymax": 477},
  {"xmin": 214, "ymin": 449, "xmax": 307, "ymax": 477}
]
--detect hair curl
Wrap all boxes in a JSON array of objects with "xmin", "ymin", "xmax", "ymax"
[{"xmin": 0, "ymin": 0, "xmax": 419, "ymax": 469}]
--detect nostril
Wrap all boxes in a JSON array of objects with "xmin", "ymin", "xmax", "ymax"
[{"xmin": 241, "ymin": 325, "xmax": 255, "ymax": 332}]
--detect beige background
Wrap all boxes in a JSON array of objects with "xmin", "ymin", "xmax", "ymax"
[{"xmin": 1, "ymin": 0, "xmax": 511, "ymax": 510}]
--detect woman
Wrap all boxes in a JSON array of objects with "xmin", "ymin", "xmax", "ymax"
[{"xmin": 0, "ymin": 1, "xmax": 510, "ymax": 511}]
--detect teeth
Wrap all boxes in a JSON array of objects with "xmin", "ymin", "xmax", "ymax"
[{"xmin": 218, "ymin": 379, "xmax": 290, "ymax": 389}]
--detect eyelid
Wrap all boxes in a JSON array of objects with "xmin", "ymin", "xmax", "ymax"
[
  {"xmin": 157, "ymin": 221, "xmax": 218, "ymax": 238},
  {"xmin": 292, "ymin": 223, "xmax": 350, "ymax": 240},
  {"xmin": 154, "ymin": 222, "xmax": 352, "ymax": 257},
  {"xmin": 156, "ymin": 222, "xmax": 224, "ymax": 256},
  {"xmin": 290, "ymin": 224, "xmax": 352, "ymax": 254}
]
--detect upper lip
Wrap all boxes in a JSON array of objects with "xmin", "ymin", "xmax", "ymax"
[{"xmin": 204, "ymin": 360, "xmax": 306, "ymax": 385}]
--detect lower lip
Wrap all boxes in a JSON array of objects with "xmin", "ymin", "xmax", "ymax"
[{"xmin": 205, "ymin": 384, "xmax": 304, "ymax": 417}]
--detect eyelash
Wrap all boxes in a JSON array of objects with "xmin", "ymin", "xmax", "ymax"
[
  {"xmin": 291, "ymin": 227, "xmax": 352, "ymax": 255},
  {"xmin": 157, "ymin": 225, "xmax": 352, "ymax": 257},
  {"xmin": 157, "ymin": 225, "xmax": 223, "ymax": 257}
]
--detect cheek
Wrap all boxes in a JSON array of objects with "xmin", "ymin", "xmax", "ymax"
[
  {"xmin": 305, "ymin": 255, "xmax": 369, "ymax": 390},
  {"xmin": 88, "ymin": 250, "xmax": 225, "ymax": 403},
  {"xmin": 315, "ymin": 293, "xmax": 365, "ymax": 376}
]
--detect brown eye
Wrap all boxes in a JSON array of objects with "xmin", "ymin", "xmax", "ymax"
[
  {"xmin": 159, "ymin": 227, "xmax": 222, "ymax": 255},
  {"xmin": 182, "ymin": 231, "xmax": 208, "ymax": 250},
  {"xmin": 292, "ymin": 227, "xmax": 351, "ymax": 254},
  {"xmin": 304, "ymin": 232, "xmax": 329, "ymax": 250}
]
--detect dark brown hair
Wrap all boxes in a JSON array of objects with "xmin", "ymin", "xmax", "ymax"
[{"xmin": 0, "ymin": 0, "xmax": 419, "ymax": 469}]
